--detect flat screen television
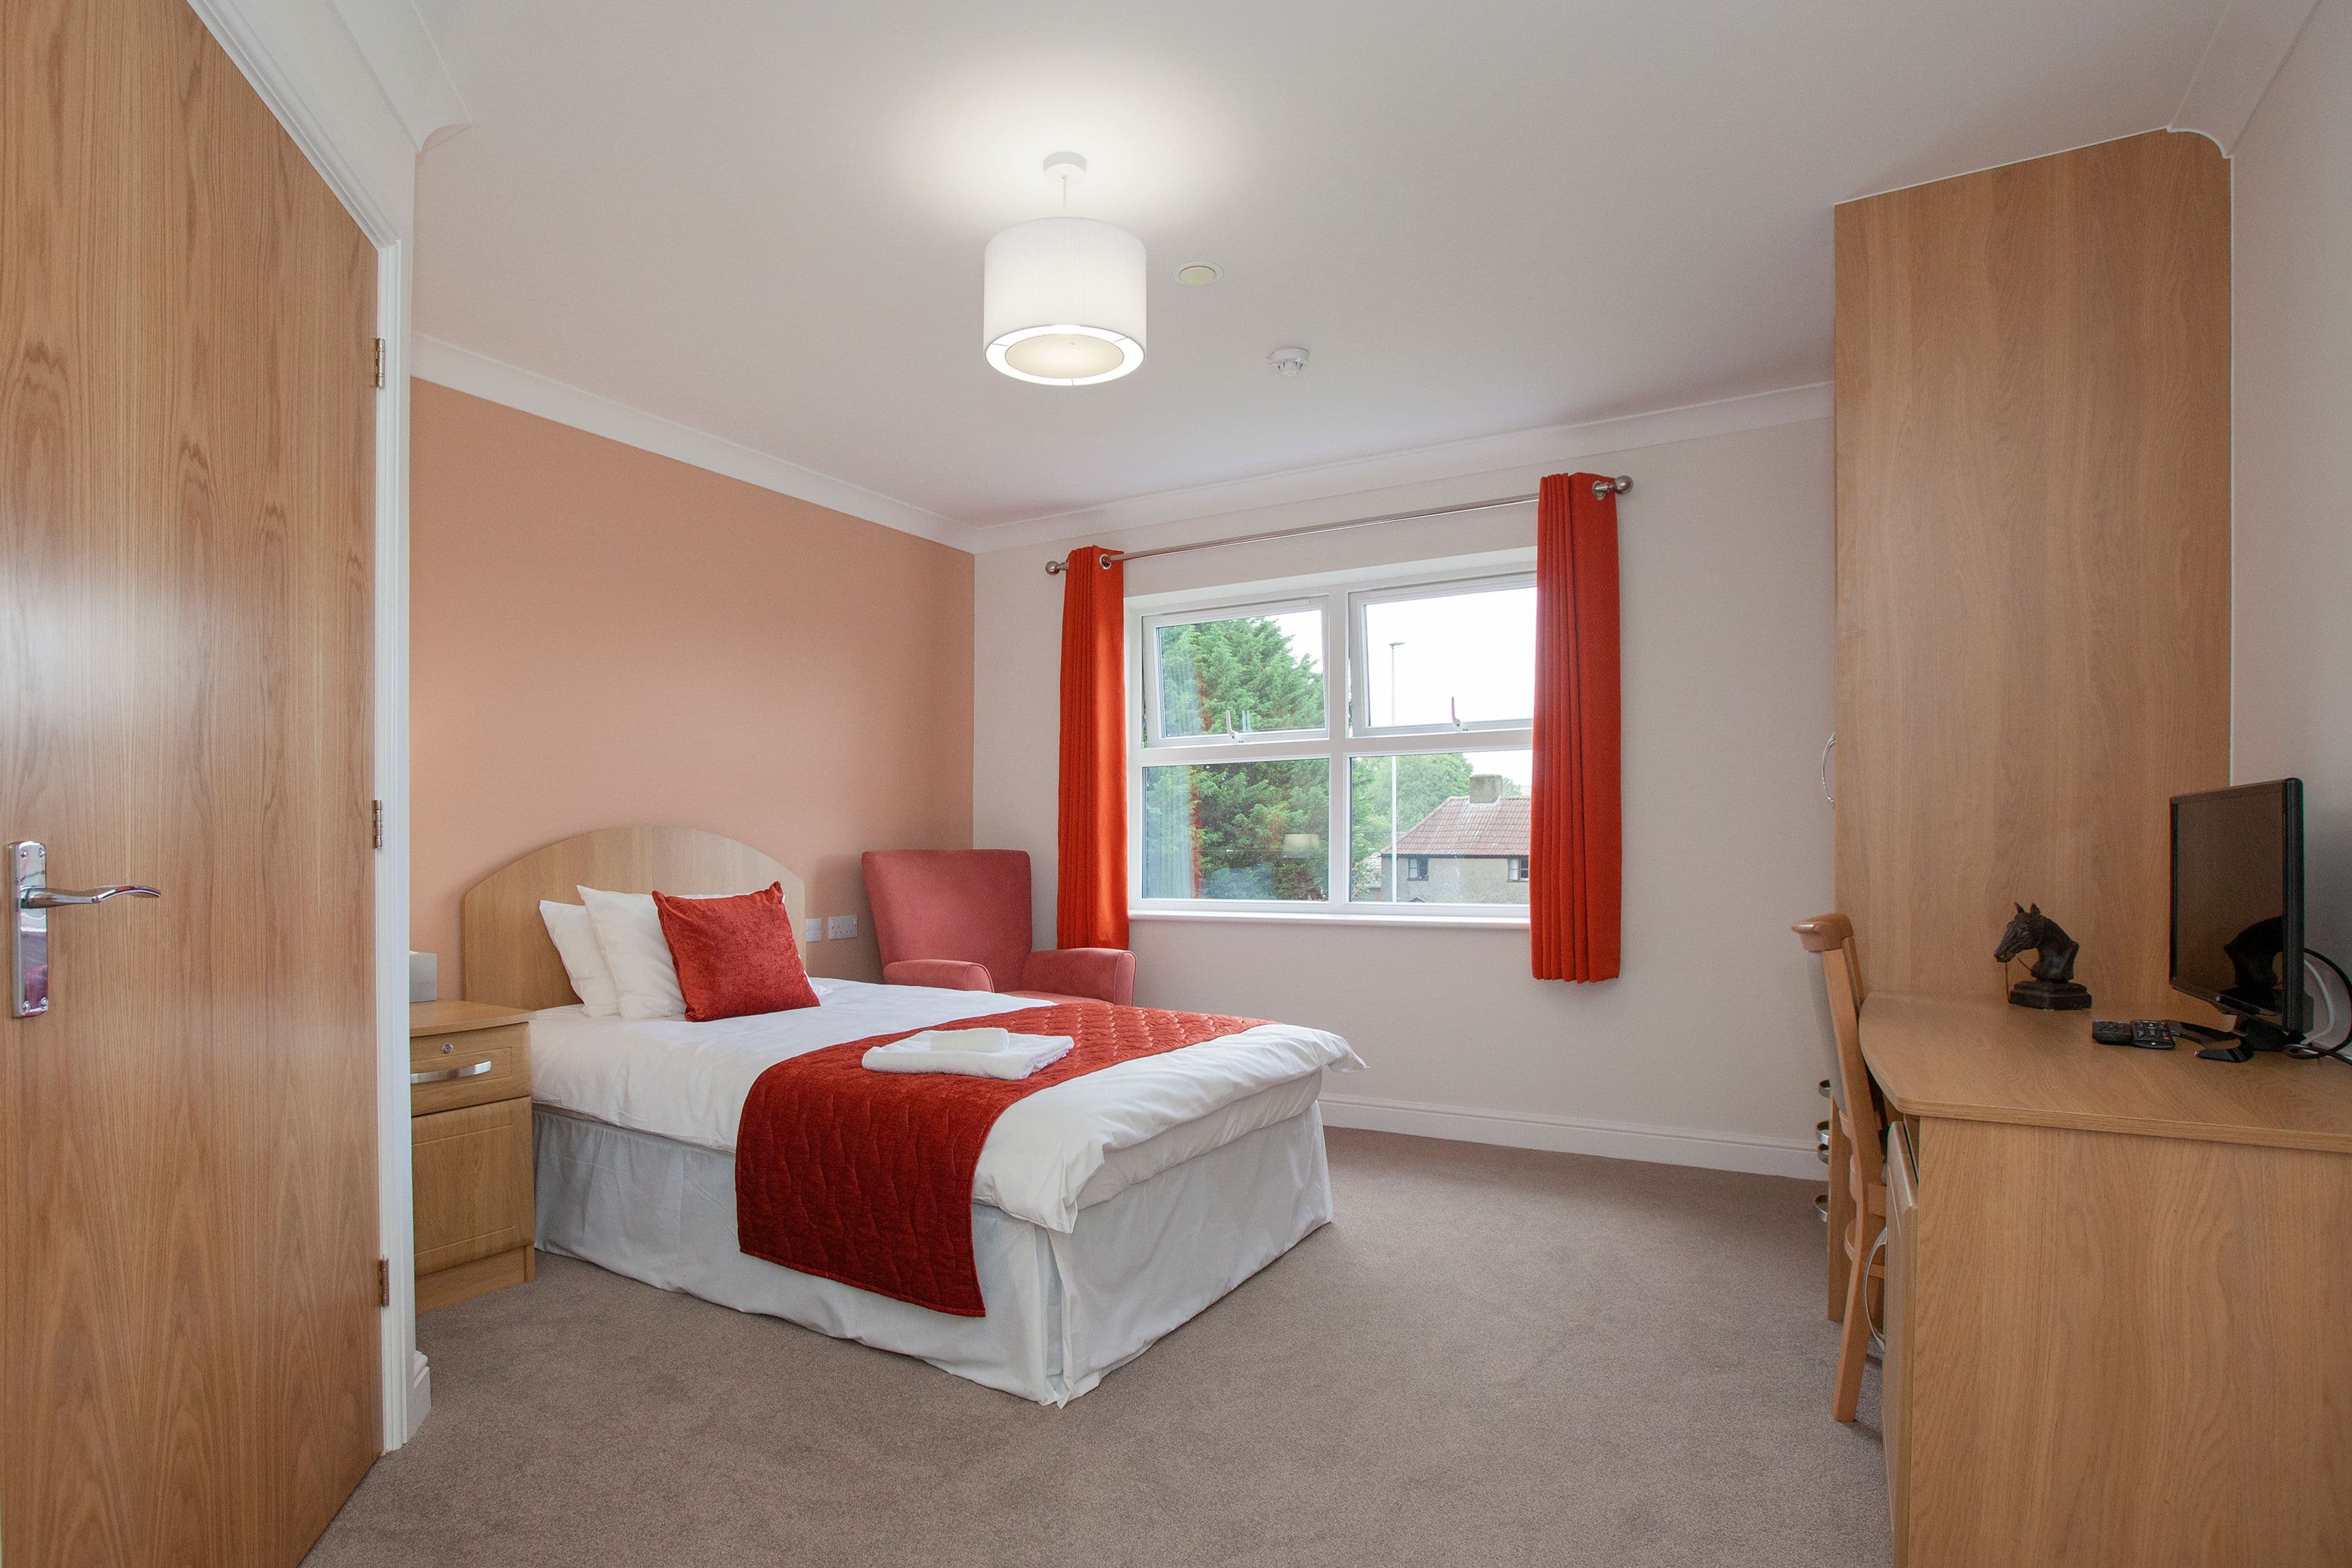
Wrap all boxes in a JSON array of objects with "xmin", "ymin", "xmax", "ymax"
[{"xmin": 2170, "ymin": 779, "xmax": 2305, "ymax": 1038}]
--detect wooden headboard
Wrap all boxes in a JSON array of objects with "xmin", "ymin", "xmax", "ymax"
[{"xmin": 459, "ymin": 825, "xmax": 806, "ymax": 1010}]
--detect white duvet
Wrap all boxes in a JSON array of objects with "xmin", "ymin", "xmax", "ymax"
[{"xmin": 529, "ymin": 978, "xmax": 1362, "ymax": 1234}]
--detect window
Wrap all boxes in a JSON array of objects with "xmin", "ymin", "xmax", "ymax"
[
  {"xmin": 1146, "ymin": 602, "xmax": 1324, "ymax": 744},
  {"xmin": 1131, "ymin": 563, "xmax": 1536, "ymax": 921},
  {"xmin": 1356, "ymin": 580, "xmax": 1535, "ymax": 733},
  {"xmin": 1139, "ymin": 759, "xmax": 1328, "ymax": 901}
]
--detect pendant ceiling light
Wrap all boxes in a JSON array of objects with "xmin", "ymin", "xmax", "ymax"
[{"xmin": 983, "ymin": 153, "xmax": 1145, "ymax": 385}]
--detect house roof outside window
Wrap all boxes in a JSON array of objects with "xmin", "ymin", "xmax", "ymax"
[{"xmin": 1389, "ymin": 776, "xmax": 1530, "ymax": 858}]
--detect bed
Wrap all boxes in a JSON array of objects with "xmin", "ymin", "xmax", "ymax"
[{"xmin": 459, "ymin": 826, "xmax": 1360, "ymax": 1405}]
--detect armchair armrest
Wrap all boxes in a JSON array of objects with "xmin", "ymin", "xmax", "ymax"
[
  {"xmin": 1021, "ymin": 947, "xmax": 1135, "ymax": 1007},
  {"xmin": 882, "ymin": 958, "xmax": 996, "ymax": 992}
]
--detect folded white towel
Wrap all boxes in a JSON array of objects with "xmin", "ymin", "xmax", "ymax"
[
  {"xmin": 905, "ymin": 1026, "xmax": 1011, "ymax": 1054},
  {"xmin": 861, "ymin": 1028, "xmax": 1075, "ymax": 1081}
]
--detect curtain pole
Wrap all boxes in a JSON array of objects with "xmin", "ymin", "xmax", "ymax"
[{"xmin": 1042, "ymin": 478, "xmax": 1631, "ymax": 574}]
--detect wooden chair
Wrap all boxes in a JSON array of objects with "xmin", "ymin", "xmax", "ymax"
[{"xmin": 1793, "ymin": 913, "xmax": 1884, "ymax": 1423}]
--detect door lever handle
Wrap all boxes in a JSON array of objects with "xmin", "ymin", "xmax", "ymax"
[
  {"xmin": 9, "ymin": 841, "xmax": 162, "ymax": 1019},
  {"xmin": 23, "ymin": 885, "xmax": 161, "ymax": 909}
]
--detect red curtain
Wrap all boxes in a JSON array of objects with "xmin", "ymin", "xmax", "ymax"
[
  {"xmin": 1530, "ymin": 473, "xmax": 1622, "ymax": 981},
  {"xmin": 1056, "ymin": 546, "xmax": 1128, "ymax": 950}
]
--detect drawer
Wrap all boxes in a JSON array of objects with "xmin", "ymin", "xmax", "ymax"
[
  {"xmin": 412, "ymin": 1097, "xmax": 534, "ymax": 1276},
  {"xmin": 409, "ymin": 1022, "xmax": 529, "ymax": 1114}
]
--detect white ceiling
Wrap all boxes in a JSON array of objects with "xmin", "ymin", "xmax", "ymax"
[{"xmin": 407, "ymin": 0, "xmax": 2247, "ymax": 538}]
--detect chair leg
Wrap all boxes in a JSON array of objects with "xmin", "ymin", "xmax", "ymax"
[
  {"xmin": 1825, "ymin": 1113, "xmax": 1854, "ymax": 1322},
  {"xmin": 1832, "ymin": 1216, "xmax": 1876, "ymax": 1422}
]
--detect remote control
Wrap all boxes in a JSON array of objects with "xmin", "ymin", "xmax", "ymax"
[{"xmin": 2091, "ymin": 1019, "xmax": 2176, "ymax": 1050}]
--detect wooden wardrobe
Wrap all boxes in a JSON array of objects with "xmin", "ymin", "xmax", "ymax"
[
  {"xmin": 1833, "ymin": 129, "xmax": 2232, "ymax": 1012},
  {"xmin": 1832, "ymin": 131, "xmax": 2260, "ymax": 1565}
]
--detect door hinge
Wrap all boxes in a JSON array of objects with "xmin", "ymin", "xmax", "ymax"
[
  {"xmin": 373, "ymin": 338, "xmax": 386, "ymax": 389},
  {"xmin": 371, "ymin": 800, "xmax": 384, "ymax": 850},
  {"xmin": 377, "ymin": 1258, "xmax": 391, "ymax": 1308}
]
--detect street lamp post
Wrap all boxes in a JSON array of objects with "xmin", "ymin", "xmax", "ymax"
[{"xmin": 1388, "ymin": 641, "xmax": 1404, "ymax": 902}]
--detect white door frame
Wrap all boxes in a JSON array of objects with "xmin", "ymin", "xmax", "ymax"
[{"xmin": 184, "ymin": 0, "xmax": 423, "ymax": 1448}]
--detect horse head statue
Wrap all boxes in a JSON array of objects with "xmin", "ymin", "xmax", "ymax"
[
  {"xmin": 1996, "ymin": 902, "xmax": 2046, "ymax": 965},
  {"xmin": 1995, "ymin": 903, "xmax": 2089, "ymax": 1007}
]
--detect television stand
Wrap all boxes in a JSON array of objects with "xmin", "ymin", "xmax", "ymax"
[{"xmin": 2191, "ymin": 1015, "xmax": 2299, "ymax": 1063}]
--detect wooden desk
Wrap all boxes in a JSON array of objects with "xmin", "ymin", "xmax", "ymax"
[{"xmin": 1862, "ymin": 993, "xmax": 2352, "ymax": 1567}]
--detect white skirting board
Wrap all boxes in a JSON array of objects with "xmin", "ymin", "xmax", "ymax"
[
  {"xmin": 1317, "ymin": 1093, "xmax": 1819, "ymax": 1180},
  {"xmin": 406, "ymin": 1350, "xmax": 431, "ymax": 1441}
]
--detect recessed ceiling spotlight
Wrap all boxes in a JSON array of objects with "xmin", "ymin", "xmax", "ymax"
[
  {"xmin": 1175, "ymin": 263, "xmax": 1222, "ymax": 286},
  {"xmin": 1268, "ymin": 346, "xmax": 1309, "ymax": 377}
]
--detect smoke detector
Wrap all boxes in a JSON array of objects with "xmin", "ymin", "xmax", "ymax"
[{"xmin": 1268, "ymin": 346, "xmax": 1309, "ymax": 377}]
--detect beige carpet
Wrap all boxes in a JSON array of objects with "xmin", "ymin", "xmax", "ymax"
[{"xmin": 306, "ymin": 1128, "xmax": 1887, "ymax": 1567}]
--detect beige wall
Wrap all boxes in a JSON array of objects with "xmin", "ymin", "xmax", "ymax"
[
  {"xmin": 974, "ymin": 417, "xmax": 1835, "ymax": 1173},
  {"xmin": 2234, "ymin": 0, "xmax": 2352, "ymax": 964},
  {"xmin": 410, "ymin": 382, "xmax": 975, "ymax": 993}
]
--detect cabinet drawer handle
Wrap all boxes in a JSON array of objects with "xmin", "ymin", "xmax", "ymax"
[{"xmin": 412, "ymin": 1060, "xmax": 495, "ymax": 1085}]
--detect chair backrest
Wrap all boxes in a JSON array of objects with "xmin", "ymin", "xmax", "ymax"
[
  {"xmin": 862, "ymin": 849, "xmax": 1036, "ymax": 992},
  {"xmin": 1792, "ymin": 913, "xmax": 1884, "ymax": 1190}
]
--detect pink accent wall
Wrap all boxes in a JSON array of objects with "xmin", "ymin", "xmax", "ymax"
[{"xmin": 409, "ymin": 382, "xmax": 975, "ymax": 992}]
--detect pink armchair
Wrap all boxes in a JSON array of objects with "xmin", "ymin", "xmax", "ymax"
[{"xmin": 861, "ymin": 849, "xmax": 1134, "ymax": 1006}]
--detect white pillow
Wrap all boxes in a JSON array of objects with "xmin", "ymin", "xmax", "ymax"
[
  {"xmin": 538, "ymin": 900, "xmax": 619, "ymax": 1017},
  {"xmin": 578, "ymin": 884, "xmax": 734, "ymax": 1021}
]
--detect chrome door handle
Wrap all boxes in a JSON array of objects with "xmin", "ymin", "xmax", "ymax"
[
  {"xmin": 24, "ymin": 885, "xmax": 161, "ymax": 908},
  {"xmin": 411, "ymin": 1060, "xmax": 495, "ymax": 1085},
  {"xmin": 10, "ymin": 841, "xmax": 163, "ymax": 1018}
]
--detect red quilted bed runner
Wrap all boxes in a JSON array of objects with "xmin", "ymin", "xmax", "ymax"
[{"xmin": 734, "ymin": 1002, "xmax": 1262, "ymax": 1316}]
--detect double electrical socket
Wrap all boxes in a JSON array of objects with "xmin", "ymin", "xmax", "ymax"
[{"xmin": 802, "ymin": 914, "xmax": 858, "ymax": 943}]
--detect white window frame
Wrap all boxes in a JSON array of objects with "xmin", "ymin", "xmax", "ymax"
[
  {"xmin": 1349, "ymin": 571, "xmax": 1538, "ymax": 739},
  {"xmin": 1126, "ymin": 555, "xmax": 1535, "ymax": 926},
  {"xmin": 1139, "ymin": 596, "xmax": 1330, "ymax": 749}
]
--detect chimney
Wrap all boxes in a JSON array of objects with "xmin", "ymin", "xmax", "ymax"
[{"xmin": 1469, "ymin": 774, "xmax": 1505, "ymax": 804}]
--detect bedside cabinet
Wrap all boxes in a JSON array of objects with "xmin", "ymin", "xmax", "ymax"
[{"xmin": 409, "ymin": 1000, "xmax": 536, "ymax": 1311}]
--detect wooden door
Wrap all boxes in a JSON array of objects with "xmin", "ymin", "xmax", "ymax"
[{"xmin": 1, "ymin": 0, "xmax": 381, "ymax": 1561}]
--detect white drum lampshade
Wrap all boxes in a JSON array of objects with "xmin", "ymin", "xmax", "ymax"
[{"xmin": 983, "ymin": 217, "xmax": 1147, "ymax": 385}]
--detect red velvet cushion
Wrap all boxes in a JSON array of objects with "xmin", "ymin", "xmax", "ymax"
[{"xmin": 652, "ymin": 883, "xmax": 819, "ymax": 1022}]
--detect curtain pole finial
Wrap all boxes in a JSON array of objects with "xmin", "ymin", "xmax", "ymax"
[{"xmin": 1043, "ymin": 552, "xmax": 1124, "ymax": 576}]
